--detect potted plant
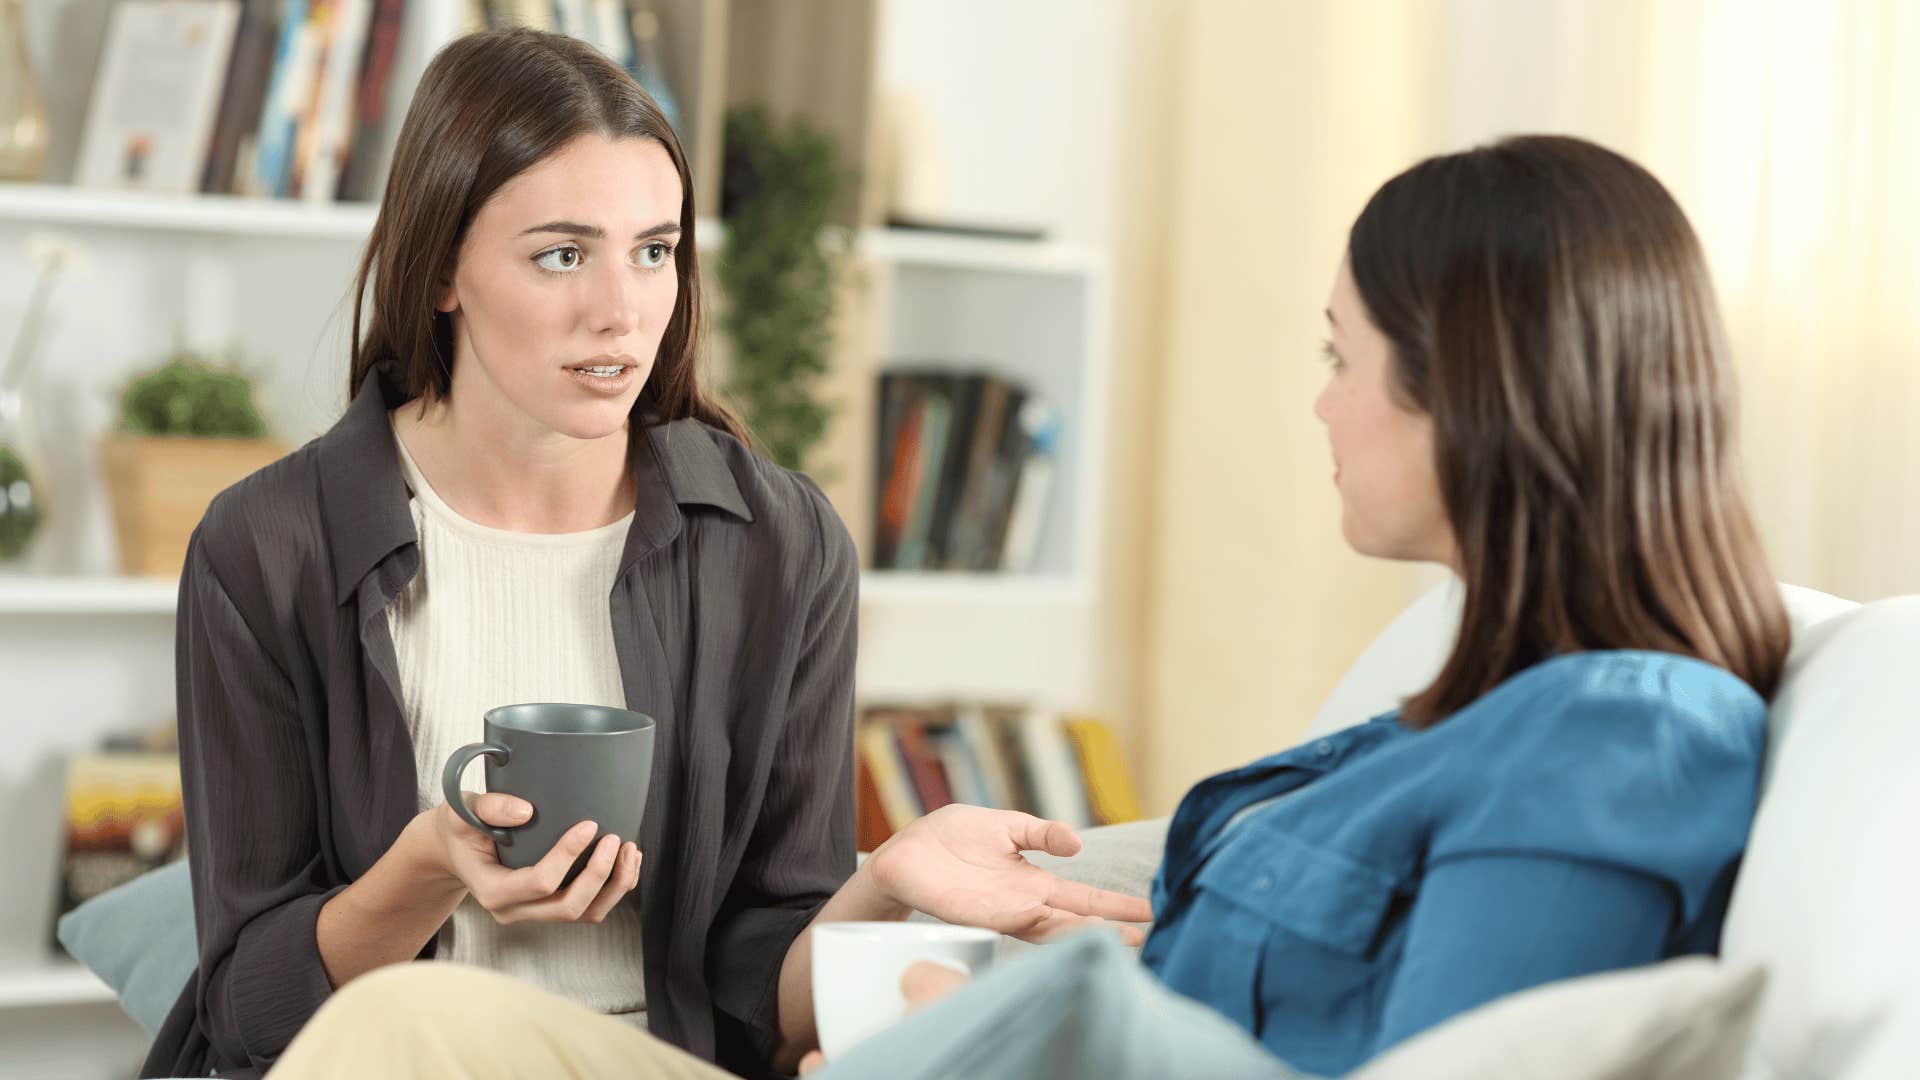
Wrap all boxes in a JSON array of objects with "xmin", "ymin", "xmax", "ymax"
[
  {"xmin": 716, "ymin": 103, "xmax": 852, "ymax": 472},
  {"xmin": 99, "ymin": 350, "xmax": 285, "ymax": 579}
]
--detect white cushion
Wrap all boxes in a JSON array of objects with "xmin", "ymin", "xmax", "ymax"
[
  {"xmin": 1303, "ymin": 579, "xmax": 1855, "ymax": 740},
  {"xmin": 1720, "ymin": 596, "xmax": 1920, "ymax": 1080},
  {"xmin": 1350, "ymin": 956, "xmax": 1768, "ymax": 1080}
]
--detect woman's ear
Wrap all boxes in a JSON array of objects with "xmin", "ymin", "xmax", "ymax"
[{"xmin": 436, "ymin": 281, "xmax": 458, "ymax": 314}]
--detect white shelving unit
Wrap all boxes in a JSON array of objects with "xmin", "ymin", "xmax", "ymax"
[{"xmin": 0, "ymin": 2, "xmax": 1118, "ymax": 1074}]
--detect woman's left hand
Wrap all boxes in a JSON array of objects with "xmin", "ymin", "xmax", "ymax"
[{"xmin": 863, "ymin": 804, "xmax": 1155, "ymax": 944}]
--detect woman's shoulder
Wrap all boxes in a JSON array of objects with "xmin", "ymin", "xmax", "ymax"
[
  {"xmin": 186, "ymin": 438, "xmax": 332, "ymax": 603},
  {"xmin": 1467, "ymin": 649, "xmax": 1767, "ymax": 742},
  {"xmin": 1422, "ymin": 651, "xmax": 1770, "ymax": 923},
  {"xmin": 687, "ymin": 420, "xmax": 857, "ymax": 583}
]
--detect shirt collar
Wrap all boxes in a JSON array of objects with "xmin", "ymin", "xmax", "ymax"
[{"xmin": 317, "ymin": 367, "xmax": 753, "ymax": 606}]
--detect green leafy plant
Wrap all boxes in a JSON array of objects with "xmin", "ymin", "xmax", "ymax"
[
  {"xmin": 716, "ymin": 103, "xmax": 852, "ymax": 472},
  {"xmin": 115, "ymin": 350, "xmax": 269, "ymax": 439}
]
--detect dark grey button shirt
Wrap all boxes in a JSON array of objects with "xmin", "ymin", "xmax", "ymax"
[{"xmin": 144, "ymin": 369, "xmax": 858, "ymax": 1079}]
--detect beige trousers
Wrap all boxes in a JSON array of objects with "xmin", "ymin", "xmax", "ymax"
[{"xmin": 268, "ymin": 962, "xmax": 736, "ymax": 1080}]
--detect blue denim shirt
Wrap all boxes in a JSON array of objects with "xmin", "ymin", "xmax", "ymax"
[{"xmin": 1139, "ymin": 650, "xmax": 1768, "ymax": 1076}]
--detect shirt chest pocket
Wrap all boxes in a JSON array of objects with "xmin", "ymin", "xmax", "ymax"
[{"xmin": 1183, "ymin": 829, "xmax": 1402, "ymax": 1066}]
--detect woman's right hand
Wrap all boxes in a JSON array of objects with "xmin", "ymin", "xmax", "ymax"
[{"xmin": 415, "ymin": 792, "xmax": 641, "ymax": 925}]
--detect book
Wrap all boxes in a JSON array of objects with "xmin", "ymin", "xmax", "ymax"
[
  {"xmin": 892, "ymin": 713, "xmax": 955, "ymax": 813},
  {"xmin": 955, "ymin": 704, "xmax": 1016, "ymax": 811},
  {"xmin": 997, "ymin": 397, "xmax": 1061, "ymax": 572},
  {"xmin": 244, "ymin": 0, "xmax": 313, "ymax": 195},
  {"xmin": 973, "ymin": 381, "xmax": 1030, "ymax": 570},
  {"xmin": 892, "ymin": 382, "xmax": 951, "ymax": 570},
  {"xmin": 853, "ymin": 752, "xmax": 891, "ymax": 853},
  {"xmin": 925, "ymin": 373, "xmax": 986, "ymax": 568},
  {"xmin": 335, "ymin": 0, "xmax": 405, "ymax": 203},
  {"xmin": 876, "ymin": 388, "xmax": 927, "ymax": 568},
  {"xmin": 75, "ymin": 1, "xmax": 244, "ymax": 194},
  {"xmin": 1018, "ymin": 709, "xmax": 1094, "ymax": 828},
  {"xmin": 857, "ymin": 720, "xmax": 921, "ymax": 831},
  {"xmin": 200, "ymin": 0, "xmax": 282, "ymax": 195},
  {"xmin": 53, "ymin": 749, "xmax": 186, "ymax": 948},
  {"xmin": 984, "ymin": 705, "xmax": 1039, "ymax": 814},
  {"xmin": 296, "ymin": 0, "xmax": 373, "ymax": 202},
  {"xmin": 1064, "ymin": 716, "xmax": 1143, "ymax": 825},
  {"xmin": 946, "ymin": 376, "xmax": 1014, "ymax": 570},
  {"xmin": 931, "ymin": 725, "xmax": 990, "ymax": 808}
]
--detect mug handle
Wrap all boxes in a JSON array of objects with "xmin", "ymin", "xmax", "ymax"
[{"xmin": 442, "ymin": 742, "xmax": 515, "ymax": 844}]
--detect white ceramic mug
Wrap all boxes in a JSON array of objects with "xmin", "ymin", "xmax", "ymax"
[{"xmin": 811, "ymin": 922, "xmax": 999, "ymax": 1058}]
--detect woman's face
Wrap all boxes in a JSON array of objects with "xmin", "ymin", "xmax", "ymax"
[
  {"xmin": 1314, "ymin": 257, "xmax": 1457, "ymax": 568},
  {"xmin": 435, "ymin": 133, "xmax": 682, "ymax": 441}
]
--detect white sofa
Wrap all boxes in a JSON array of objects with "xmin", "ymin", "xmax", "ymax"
[{"xmin": 1039, "ymin": 580, "xmax": 1918, "ymax": 1079}]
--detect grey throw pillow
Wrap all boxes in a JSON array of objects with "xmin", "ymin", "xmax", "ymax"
[{"xmin": 55, "ymin": 858, "xmax": 197, "ymax": 1035}]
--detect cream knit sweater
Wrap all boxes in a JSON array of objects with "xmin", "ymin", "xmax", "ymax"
[{"xmin": 385, "ymin": 416, "xmax": 648, "ymax": 1025}]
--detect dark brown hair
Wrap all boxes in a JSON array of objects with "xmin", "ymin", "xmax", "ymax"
[
  {"xmin": 1348, "ymin": 135, "xmax": 1790, "ymax": 727},
  {"xmin": 347, "ymin": 28, "xmax": 746, "ymax": 441}
]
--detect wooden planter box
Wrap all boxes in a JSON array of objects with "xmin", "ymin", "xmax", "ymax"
[{"xmin": 99, "ymin": 435, "xmax": 288, "ymax": 579}]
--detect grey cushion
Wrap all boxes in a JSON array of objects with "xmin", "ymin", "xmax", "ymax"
[{"xmin": 55, "ymin": 858, "xmax": 197, "ymax": 1035}]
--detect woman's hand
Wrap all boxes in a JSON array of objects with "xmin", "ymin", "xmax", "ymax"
[
  {"xmin": 863, "ymin": 804, "xmax": 1155, "ymax": 944},
  {"xmin": 415, "ymin": 793, "xmax": 641, "ymax": 925},
  {"xmin": 796, "ymin": 961, "xmax": 973, "ymax": 1075}
]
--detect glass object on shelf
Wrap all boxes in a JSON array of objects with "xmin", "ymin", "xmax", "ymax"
[
  {"xmin": 0, "ymin": 386, "xmax": 47, "ymax": 562},
  {"xmin": 0, "ymin": 0, "xmax": 50, "ymax": 181}
]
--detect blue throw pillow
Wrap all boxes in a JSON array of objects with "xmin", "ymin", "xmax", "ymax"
[{"xmin": 55, "ymin": 858, "xmax": 197, "ymax": 1035}]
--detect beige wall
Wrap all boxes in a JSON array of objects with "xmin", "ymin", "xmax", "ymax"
[{"xmin": 1133, "ymin": 2, "xmax": 1446, "ymax": 814}]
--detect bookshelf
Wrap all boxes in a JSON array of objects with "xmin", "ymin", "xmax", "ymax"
[{"xmin": 0, "ymin": 1, "xmax": 1119, "ymax": 1072}]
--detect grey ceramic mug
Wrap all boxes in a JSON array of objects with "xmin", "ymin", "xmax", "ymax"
[{"xmin": 441, "ymin": 703, "xmax": 655, "ymax": 886}]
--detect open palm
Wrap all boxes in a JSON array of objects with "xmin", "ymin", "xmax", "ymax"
[{"xmin": 864, "ymin": 804, "xmax": 1154, "ymax": 944}]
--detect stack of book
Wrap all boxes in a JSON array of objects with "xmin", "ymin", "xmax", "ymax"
[
  {"xmin": 50, "ymin": 724, "xmax": 185, "ymax": 949},
  {"xmin": 873, "ymin": 369, "xmax": 1061, "ymax": 572},
  {"xmin": 73, "ymin": 0, "xmax": 673, "ymax": 202},
  {"xmin": 854, "ymin": 704, "xmax": 1142, "ymax": 852}
]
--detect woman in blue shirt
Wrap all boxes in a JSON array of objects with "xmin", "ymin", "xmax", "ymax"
[{"xmin": 266, "ymin": 136, "xmax": 1788, "ymax": 1079}]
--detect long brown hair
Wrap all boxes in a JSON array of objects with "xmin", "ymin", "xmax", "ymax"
[
  {"xmin": 347, "ymin": 28, "xmax": 746, "ymax": 441},
  {"xmin": 1348, "ymin": 135, "xmax": 1790, "ymax": 728}
]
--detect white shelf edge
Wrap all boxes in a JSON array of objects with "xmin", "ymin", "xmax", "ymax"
[
  {"xmin": 0, "ymin": 181, "xmax": 379, "ymax": 240},
  {"xmin": 855, "ymin": 227, "xmax": 1098, "ymax": 276},
  {"xmin": 0, "ymin": 575, "xmax": 178, "ymax": 615},
  {"xmin": 0, "ymin": 958, "xmax": 116, "ymax": 1010},
  {"xmin": 0, "ymin": 184, "xmax": 1100, "ymax": 275},
  {"xmin": 0, "ymin": 573, "xmax": 1091, "ymax": 616}
]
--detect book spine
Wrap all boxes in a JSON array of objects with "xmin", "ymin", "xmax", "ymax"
[
  {"xmin": 300, "ymin": 0, "xmax": 372, "ymax": 202},
  {"xmin": 925, "ymin": 372, "xmax": 985, "ymax": 569},
  {"xmin": 894, "ymin": 384, "xmax": 951, "ymax": 571},
  {"xmin": 858, "ymin": 719, "xmax": 922, "ymax": 830},
  {"xmin": 997, "ymin": 399, "xmax": 1060, "ymax": 573},
  {"xmin": 875, "ymin": 387, "xmax": 925, "ymax": 569},
  {"xmin": 335, "ymin": 0, "xmax": 403, "ymax": 202},
  {"xmin": 201, "ymin": 0, "xmax": 281, "ymax": 194}
]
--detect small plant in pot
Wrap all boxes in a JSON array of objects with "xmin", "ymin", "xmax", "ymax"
[{"xmin": 99, "ymin": 350, "xmax": 285, "ymax": 579}]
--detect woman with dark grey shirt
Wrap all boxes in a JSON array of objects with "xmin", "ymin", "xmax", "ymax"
[{"xmin": 143, "ymin": 29, "xmax": 1147, "ymax": 1080}]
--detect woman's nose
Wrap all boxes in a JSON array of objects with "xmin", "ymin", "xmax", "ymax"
[{"xmin": 584, "ymin": 266, "xmax": 636, "ymax": 337}]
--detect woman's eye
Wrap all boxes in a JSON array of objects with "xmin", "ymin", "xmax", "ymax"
[
  {"xmin": 637, "ymin": 242, "xmax": 674, "ymax": 269},
  {"xmin": 1319, "ymin": 339, "xmax": 1344, "ymax": 370},
  {"xmin": 534, "ymin": 246, "xmax": 582, "ymax": 272}
]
